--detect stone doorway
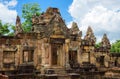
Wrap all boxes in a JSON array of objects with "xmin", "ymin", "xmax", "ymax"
[
  {"xmin": 51, "ymin": 46, "xmax": 58, "ymax": 65},
  {"xmin": 69, "ymin": 51, "xmax": 77, "ymax": 66},
  {"xmin": 100, "ymin": 56, "xmax": 104, "ymax": 66},
  {"xmin": 114, "ymin": 58, "xmax": 118, "ymax": 67},
  {"xmin": 51, "ymin": 44, "xmax": 62, "ymax": 66}
]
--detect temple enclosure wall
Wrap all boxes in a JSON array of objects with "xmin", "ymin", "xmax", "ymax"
[{"xmin": 0, "ymin": 7, "xmax": 120, "ymax": 79}]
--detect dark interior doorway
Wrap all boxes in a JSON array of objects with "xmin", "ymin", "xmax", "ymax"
[
  {"xmin": 115, "ymin": 58, "xmax": 118, "ymax": 67},
  {"xmin": 51, "ymin": 45, "xmax": 58, "ymax": 65},
  {"xmin": 100, "ymin": 56, "xmax": 104, "ymax": 66},
  {"xmin": 69, "ymin": 51, "xmax": 77, "ymax": 66}
]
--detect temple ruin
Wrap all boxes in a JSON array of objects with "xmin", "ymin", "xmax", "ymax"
[{"xmin": 0, "ymin": 7, "xmax": 120, "ymax": 79}]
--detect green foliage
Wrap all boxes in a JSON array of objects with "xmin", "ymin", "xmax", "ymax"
[
  {"xmin": 0, "ymin": 20, "xmax": 10, "ymax": 35},
  {"xmin": 95, "ymin": 42, "xmax": 101, "ymax": 48},
  {"xmin": 0, "ymin": 3, "xmax": 41, "ymax": 35},
  {"xmin": 0, "ymin": 20, "xmax": 16, "ymax": 36},
  {"xmin": 110, "ymin": 40, "xmax": 120, "ymax": 53},
  {"xmin": 8, "ymin": 25, "xmax": 15, "ymax": 36},
  {"xmin": 22, "ymin": 3, "xmax": 41, "ymax": 32}
]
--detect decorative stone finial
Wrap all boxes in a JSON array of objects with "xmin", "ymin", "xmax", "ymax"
[
  {"xmin": 78, "ymin": 31, "xmax": 82, "ymax": 37},
  {"xmin": 46, "ymin": 7, "xmax": 60, "ymax": 15},
  {"xmin": 84, "ymin": 26, "xmax": 96, "ymax": 43},
  {"xmin": 86, "ymin": 26, "xmax": 93, "ymax": 35},
  {"xmin": 15, "ymin": 15, "xmax": 23, "ymax": 34},
  {"xmin": 101, "ymin": 33, "xmax": 111, "ymax": 49},
  {"xmin": 70, "ymin": 22, "xmax": 79, "ymax": 35}
]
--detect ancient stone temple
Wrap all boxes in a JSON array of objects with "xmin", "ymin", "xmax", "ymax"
[{"xmin": 0, "ymin": 7, "xmax": 120, "ymax": 79}]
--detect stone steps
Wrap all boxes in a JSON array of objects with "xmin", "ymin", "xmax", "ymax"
[
  {"xmin": 54, "ymin": 68, "xmax": 66, "ymax": 74},
  {"xmin": 45, "ymin": 67, "xmax": 66, "ymax": 75}
]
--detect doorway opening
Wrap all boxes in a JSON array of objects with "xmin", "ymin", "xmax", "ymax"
[
  {"xmin": 100, "ymin": 56, "xmax": 104, "ymax": 66},
  {"xmin": 69, "ymin": 50, "xmax": 77, "ymax": 67},
  {"xmin": 51, "ymin": 46, "xmax": 58, "ymax": 65},
  {"xmin": 51, "ymin": 44, "xmax": 62, "ymax": 66}
]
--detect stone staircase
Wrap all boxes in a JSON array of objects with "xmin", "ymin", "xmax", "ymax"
[
  {"xmin": 54, "ymin": 68, "xmax": 66, "ymax": 75},
  {"xmin": 44, "ymin": 67, "xmax": 67, "ymax": 76}
]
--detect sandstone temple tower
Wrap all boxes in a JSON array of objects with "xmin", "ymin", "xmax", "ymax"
[{"xmin": 0, "ymin": 7, "xmax": 120, "ymax": 79}]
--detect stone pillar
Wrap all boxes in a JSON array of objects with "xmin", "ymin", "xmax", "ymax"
[
  {"xmin": 49, "ymin": 44, "xmax": 52, "ymax": 66},
  {"xmin": 44, "ymin": 43, "xmax": 50, "ymax": 67},
  {"xmin": 62, "ymin": 44, "xmax": 65, "ymax": 67},
  {"xmin": 36, "ymin": 40, "xmax": 42, "ymax": 70},
  {"xmin": 15, "ymin": 45, "xmax": 20, "ymax": 66},
  {"xmin": 41, "ymin": 43, "xmax": 45, "ymax": 66},
  {"xmin": 34, "ymin": 46, "xmax": 37, "ymax": 66},
  {"xmin": 65, "ymin": 39, "xmax": 70, "ymax": 68},
  {"xmin": 41, "ymin": 42, "xmax": 50, "ymax": 67},
  {"xmin": 20, "ymin": 45, "xmax": 23, "ymax": 64},
  {"xmin": 0, "ymin": 47, "xmax": 3, "ymax": 69}
]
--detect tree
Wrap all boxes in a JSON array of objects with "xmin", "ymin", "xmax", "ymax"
[
  {"xmin": 8, "ymin": 25, "xmax": 15, "ymax": 36},
  {"xmin": 110, "ymin": 40, "xmax": 120, "ymax": 53},
  {"xmin": 22, "ymin": 3, "xmax": 41, "ymax": 32},
  {"xmin": 95, "ymin": 42, "xmax": 101, "ymax": 48},
  {"xmin": 0, "ymin": 3, "xmax": 41, "ymax": 35},
  {"xmin": 0, "ymin": 20, "xmax": 16, "ymax": 36},
  {"xmin": 0, "ymin": 20, "xmax": 10, "ymax": 35}
]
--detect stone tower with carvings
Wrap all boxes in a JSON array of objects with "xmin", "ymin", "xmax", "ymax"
[{"xmin": 0, "ymin": 7, "xmax": 120, "ymax": 79}]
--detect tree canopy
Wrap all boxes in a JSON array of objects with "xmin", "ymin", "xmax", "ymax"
[
  {"xmin": 0, "ymin": 20, "xmax": 10, "ymax": 35},
  {"xmin": 22, "ymin": 3, "xmax": 41, "ymax": 32},
  {"xmin": 95, "ymin": 42, "xmax": 101, "ymax": 48},
  {"xmin": 0, "ymin": 3, "xmax": 41, "ymax": 36},
  {"xmin": 110, "ymin": 40, "xmax": 120, "ymax": 53}
]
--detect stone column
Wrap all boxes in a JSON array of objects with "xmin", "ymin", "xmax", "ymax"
[
  {"xmin": 41, "ymin": 43, "xmax": 45, "ymax": 66},
  {"xmin": 65, "ymin": 39, "xmax": 70, "ymax": 68},
  {"xmin": 0, "ymin": 46, "xmax": 3, "ymax": 69},
  {"xmin": 44, "ymin": 43, "xmax": 50, "ymax": 67},
  {"xmin": 20, "ymin": 45, "xmax": 23, "ymax": 64},
  {"xmin": 49, "ymin": 44, "xmax": 52, "ymax": 66},
  {"xmin": 15, "ymin": 45, "xmax": 19, "ymax": 66}
]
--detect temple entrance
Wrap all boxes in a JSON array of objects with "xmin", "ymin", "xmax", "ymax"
[
  {"xmin": 69, "ymin": 51, "xmax": 77, "ymax": 67},
  {"xmin": 114, "ymin": 58, "xmax": 118, "ymax": 67},
  {"xmin": 50, "ymin": 38, "xmax": 65, "ymax": 66},
  {"xmin": 100, "ymin": 56, "xmax": 104, "ymax": 66},
  {"xmin": 51, "ymin": 44, "xmax": 62, "ymax": 66},
  {"xmin": 51, "ymin": 46, "xmax": 58, "ymax": 65}
]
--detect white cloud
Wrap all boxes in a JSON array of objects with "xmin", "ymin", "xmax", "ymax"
[
  {"xmin": 68, "ymin": 0, "xmax": 120, "ymax": 42},
  {"xmin": 67, "ymin": 21, "xmax": 73, "ymax": 28},
  {"xmin": 0, "ymin": 0, "xmax": 17, "ymax": 24},
  {"xmin": 6, "ymin": 0, "xmax": 17, "ymax": 7}
]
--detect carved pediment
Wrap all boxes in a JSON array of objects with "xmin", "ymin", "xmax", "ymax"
[
  {"xmin": 49, "ymin": 14, "xmax": 69, "ymax": 38},
  {"xmin": 31, "ymin": 7, "xmax": 69, "ymax": 38}
]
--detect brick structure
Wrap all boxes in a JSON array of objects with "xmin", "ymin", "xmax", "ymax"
[{"xmin": 0, "ymin": 7, "xmax": 120, "ymax": 79}]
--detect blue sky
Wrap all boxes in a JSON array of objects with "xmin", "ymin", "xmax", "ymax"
[
  {"xmin": 16, "ymin": 0, "xmax": 73, "ymax": 23},
  {"xmin": 0, "ymin": 0, "xmax": 120, "ymax": 42}
]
